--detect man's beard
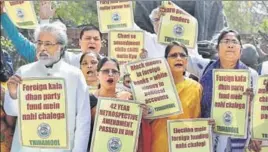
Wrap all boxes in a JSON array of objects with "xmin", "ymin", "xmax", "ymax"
[{"xmin": 37, "ymin": 49, "xmax": 62, "ymax": 66}]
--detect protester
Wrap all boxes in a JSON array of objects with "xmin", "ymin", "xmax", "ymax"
[
  {"xmin": 150, "ymin": 42, "xmax": 202, "ymax": 152},
  {"xmin": 0, "ymin": 49, "xmax": 14, "ymax": 82},
  {"xmin": 79, "ymin": 51, "xmax": 101, "ymax": 93},
  {"xmin": 0, "ymin": 1, "xmax": 103, "ymax": 68},
  {"xmin": 123, "ymin": 74, "xmax": 131, "ymax": 89},
  {"xmin": 200, "ymin": 29, "xmax": 260, "ymax": 152},
  {"xmin": 88, "ymin": 58, "xmax": 130, "ymax": 149},
  {"xmin": 0, "ymin": 49, "xmax": 15, "ymax": 152},
  {"xmin": 4, "ymin": 22, "xmax": 90, "ymax": 152},
  {"xmin": 87, "ymin": 57, "xmax": 151, "ymax": 152}
]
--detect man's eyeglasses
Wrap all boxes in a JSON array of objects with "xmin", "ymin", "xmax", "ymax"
[
  {"xmin": 100, "ymin": 69, "xmax": 119, "ymax": 76},
  {"xmin": 220, "ymin": 39, "xmax": 240, "ymax": 45},
  {"xmin": 168, "ymin": 52, "xmax": 188, "ymax": 59},
  {"xmin": 35, "ymin": 41, "xmax": 59, "ymax": 49}
]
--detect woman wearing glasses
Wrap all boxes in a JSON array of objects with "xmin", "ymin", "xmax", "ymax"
[
  {"xmin": 87, "ymin": 57, "xmax": 130, "ymax": 149},
  {"xmin": 151, "ymin": 42, "xmax": 203, "ymax": 152},
  {"xmin": 200, "ymin": 30, "xmax": 260, "ymax": 152},
  {"xmin": 87, "ymin": 57, "xmax": 151, "ymax": 152}
]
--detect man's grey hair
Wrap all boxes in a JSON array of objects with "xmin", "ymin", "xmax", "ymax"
[{"xmin": 34, "ymin": 21, "xmax": 68, "ymax": 48}]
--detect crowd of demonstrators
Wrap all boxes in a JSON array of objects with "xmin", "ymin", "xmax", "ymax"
[{"xmin": 1, "ymin": 1, "xmax": 268, "ymax": 152}]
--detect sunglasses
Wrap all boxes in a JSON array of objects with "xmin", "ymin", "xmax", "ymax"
[
  {"xmin": 100, "ymin": 69, "xmax": 119, "ymax": 76},
  {"xmin": 168, "ymin": 52, "xmax": 188, "ymax": 59}
]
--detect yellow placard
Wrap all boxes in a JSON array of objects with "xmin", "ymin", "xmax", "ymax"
[
  {"xmin": 97, "ymin": 1, "xmax": 134, "ymax": 33},
  {"xmin": 212, "ymin": 69, "xmax": 250, "ymax": 138},
  {"xmin": 18, "ymin": 78, "xmax": 68, "ymax": 149},
  {"xmin": 0, "ymin": 82, "xmax": 7, "ymax": 90},
  {"xmin": 245, "ymin": 146, "xmax": 268, "ymax": 152},
  {"xmin": 251, "ymin": 75, "xmax": 268, "ymax": 140},
  {"xmin": 90, "ymin": 97, "xmax": 142, "ymax": 152},
  {"xmin": 158, "ymin": 1, "xmax": 198, "ymax": 49},
  {"xmin": 125, "ymin": 58, "xmax": 183, "ymax": 119},
  {"xmin": 108, "ymin": 30, "xmax": 144, "ymax": 74},
  {"xmin": 167, "ymin": 119, "xmax": 212, "ymax": 152},
  {"xmin": 4, "ymin": 1, "xmax": 38, "ymax": 29}
]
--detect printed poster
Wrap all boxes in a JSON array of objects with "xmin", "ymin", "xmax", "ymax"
[
  {"xmin": 245, "ymin": 146, "xmax": 268, "ymax": 152},
  {"xmin": 251, "ymin": 75, "xmax": 268, "ymax": 140},
  {"xmin": 4, "ymin": 1, "xmax": 38, "ymax": 29},
  {"xmin": 97, "ymin": 1, "xmax": 133, "ymax": 33},
  {"xmin": 90, "ymin": 97, "xmax": 142, "ymax": 152},
  {"xmin": 211, "ymin": 69, "xmax": 250, "ymax": 138},
  {"xmin": 19, "ymin": 78, "xmax": 68, "ymax": 149},
  {"xmin": 125, "ymin": 58, "xmax": 183, "ymax": 119},
  {"xmin": 108, "ymin": 30, "xmax": 144, "ymax": 74},
  {"xmin": 158, "ymin": 1, "xmax": 198, "ymax": 49},
  {"xmin": 167, "ymin": 119, "xmax": 212, "ymax": 152}
]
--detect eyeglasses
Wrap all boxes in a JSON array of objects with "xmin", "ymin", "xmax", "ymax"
[
  {"xmin": 100, "ymin": 69, "xmax": 119, "ymax": 76},
  {"xmin": 220, "ymin": 39, "xmax": 240, "ymax": 45},
  {"xmin": 35, "ymin": 41, "xmax": 59, "ymax": 49},
  {"xmin": 168, "ymin": 52, "xmax": 188, "ymax": 59}
]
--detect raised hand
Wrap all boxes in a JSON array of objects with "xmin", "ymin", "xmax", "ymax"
[
  {"xmin": 6, "ymin": 75, "xmax": 22, "ymax": 99},
  {"xmin": 0, "ymin": 0, "xmax": 5, "ymax": 14},
  {"xmin": 39, "ymin": 0, "xmax": 56, "ymax": 20}
]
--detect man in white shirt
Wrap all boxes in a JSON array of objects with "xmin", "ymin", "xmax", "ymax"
[{"xmin": 4, "ymin": 22, "xmax": 91, "ymax": 152}]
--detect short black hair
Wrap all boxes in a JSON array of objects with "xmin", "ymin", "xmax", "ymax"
[{"xmin": 79, "ymin": 25, "xmax": 102, "ymax": 39}]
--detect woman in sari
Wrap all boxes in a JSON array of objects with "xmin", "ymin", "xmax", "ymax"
[
  {"xmin": 151, "ymin": 42, "xmax": 203, "ymax": 152},
  {"xmin": 200, "ymin": 29, "xmax": 260, "ymax": 152}
]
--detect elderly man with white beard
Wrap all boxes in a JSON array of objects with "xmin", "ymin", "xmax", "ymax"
[{"xmin": 4, "ymin": 22, "xmax": 91, "ymax": 152}]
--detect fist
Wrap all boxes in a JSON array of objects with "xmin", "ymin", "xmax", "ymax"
[{"xmin": 6, "ymin": 75, "xmax": 22, "ymax": 99}]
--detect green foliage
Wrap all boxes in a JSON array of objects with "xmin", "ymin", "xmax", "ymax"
[
  {"xmin": 1, "ymin": 36, "xmax": 15, "ymax": 52},
  {"xmin": 260, "ymin": 19, "xmax": 268, "ymax": 32},
  {"xmin": 223, "ymin": 1, "xmax": 268, "ymax": 34},
  {"xmin": 223, "ymin": 1, "xmax": 258, "ymax": 33},
  {"xmin": 33, "ymin": 1, "xmax": 98, "ymax": 27},
  {"xmin": 55, "ymin": 1, "xmax": 98, "ymax": 27}
]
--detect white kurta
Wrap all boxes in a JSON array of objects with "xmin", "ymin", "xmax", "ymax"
[
  {"xmin": 63, "ymin": 51, "xmax": 82, "ymax": 68},
  {"xmin": 4, "ymin": 60, "xmax": 91, "ymax": 152},
  {"xmin": 261, "ymin": 61, "xmax": 268, "ymax": 75}
]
